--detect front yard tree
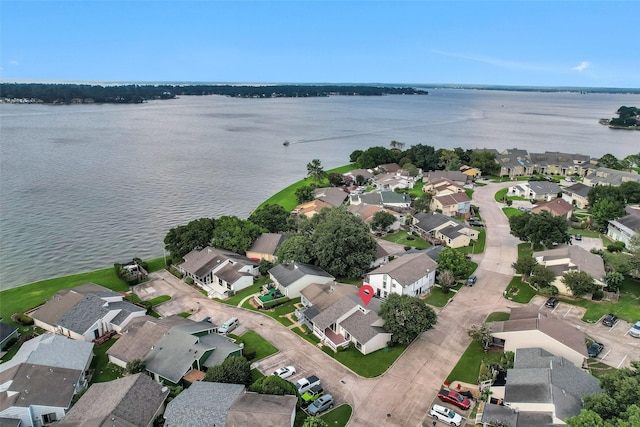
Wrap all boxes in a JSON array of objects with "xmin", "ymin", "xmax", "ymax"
[
  {"xmin": 562, "ymin": 270, "xmax": 596, "ymax": 297},
  {"xmin": 528, "ymin": 264, "xmax": 556, "ymax": 289},
  {"xmin": 211, "ymin": 216, "xmax": 264, "ymax": 254},
  {"xmin": 248, "ymin": 204, "xmax": 290, "ymax": 233},
  {"xmin": 379, "ymin": 294, "xmax": 437, "ymax": 345},
  {"xmin": 437, "ymin": 247, "xmax": 474, "ymax": 279},
  {"xmin": 275, "ymin": 235, "xmax": 314, "ymax": 264},
  {"xmin": 413, "ymin": 193, "xmax": 432, "ymax": 213},
  {"xmin": 468, "ymin": 323, "xmax": 493, "ymax": 352},
  {"xmin": 509, "ymin": 211, "xmax": 570, "ymax": 249},
  {"xmin": 371, "ymin": 210, "xmax": 396, "ymax": 233},
  {"xmin": 512, "ymin": 256, "xmax": 538, "ymax": 279},
  {"xmin": 604, "ymin": 271, "xmax": 624, "ymax": 292},
  {"xmin": 438, "ymin": 269, "xmax": 456, "ymax": 294},
  {"xmin": 204, "ymin": 356, "xmax": 252, "ymax": 386},
  {"xmin": 306, "ymin": 159, "xmax": 327, "ymax": 185},
  {"xmin": 295, "ymin": 185, "xmax": 315, "ymax": 204},
  {"xmin": 164, "ymin": 217, "xmax": 216, "ymax": 261},
  {"xmin": 125, "ymin": 359, "xmax": 145, "ymax": 375}
]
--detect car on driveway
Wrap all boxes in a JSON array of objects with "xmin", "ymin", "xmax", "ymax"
[
  {"xmin": 628, "ymin": 321, "xmax": 640, "ymax": 338},
  {"xmin": 602, "ymin": 314, "xmax": 618, "ymax": 327},
  {"xmin": 306, "ymin": 394, "xmax": 334, "ymax": 416},
  {"xmin": 430, "ymin": 404, "xmax": 463, "ymax": 426},
  {"xmin": 301, "ymin": 384, "xmax": 324, "ymax": 408},
  {"xmin": 588, "ymin": 342, "xmax": 604, "ymax": 358},
  {"xmin": 437, "ymin": 389, "xmax": 471, "ymax": 410},
  {"xmin": 545, "ymin": 297, "xmax": 558, "ymax": 308},
  {"xmin": 272, "ymin": 366, "xmax": 296, "ymax": 379},
  {"xmin": 574, "ymin": 233, "xmax": 582, "ymax": 241}
]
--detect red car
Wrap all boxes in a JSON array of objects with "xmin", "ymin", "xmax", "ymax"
[{"xmin": 437, "ymin": 389, "xmax": 472, "ymax": 410}]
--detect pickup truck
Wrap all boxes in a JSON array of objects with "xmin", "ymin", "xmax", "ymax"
[
  {"xmin": 437, "ymin": 388, "xmax": 471, "ymax": 410},
  {"xmin": 295, "ymin": 375, "xmax": 321, "ymax": 395},
  {"xmin": 301, "ymin": 384, "xmax": 324, "ymax": 408}
]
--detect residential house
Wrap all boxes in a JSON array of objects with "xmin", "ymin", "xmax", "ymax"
[
  {"xmin": 584, "ymin": 166, "xmax": 640, "ymax": 187},
  {"xmin": 460, "ymin": 165, "xmax": 481, "ymax": 179},
  {"xmin": 488, "ymin": 306, "xmax": 589, "ymax": 368},
  {"xmin": 365, "ymin": 253, "xmax": 438, "ymax": 298},
  {"xmin": 343, "ymin": 168, "xmax": 373, "ymax": 184},
  {"xmin": 291, "ymin": 199, "xmax": 332, "ymax": 218},
  {"xmin": 480, "ymin": 347, "xmax": 601, "ymax": 425},
  {"xmin": 371, "ymin": 172, "xmax": 413, "ymax": 191},
  {"xmin": 312, "ymin": 186, "xmax": 349, "ymax": 207},
  {"xmin": 423, "ymin": 170, "xmax": 470, "ymax": 186},
  {"xmin": 348, "ymin": 204, "xmax": 405, "ymax": 232},
  {"xmin": 561, "ymin": 182, "xmax": 591, "ymax": 208},
  {"xmin": 423, "ymin": 178, "xmax": 466, "ymax": 196},
  {"xmin": 509, "ymin": 181, "xmax": 562, "ymax": 202},
  {"xmin": 377, "ymin": 163, "xmax": 401, "ymax": 173},
  {"xmin": 268, "ymin": 262, "xmax": 335, "ymax": 298},
  {"xmin": 528, "ymin": 152, "xmax": 591, "ymax": 176},
  {"xmin": 494, "ymin": 148, "xmax": 533, "ymax": 178},
  {"xmin": 164, "ymin": 382, "xmax": 298, "ymax": 427},
  {"xmin": 411, "ymin": 212, "xmax": 478, "ymax": 249},
  {"xmin": 431, "ymin": 192, "xmax": 472, "ymax": 218},
  {"xmin": 30, "ymin": 283, "xmax": 145, "ymax": 342},
  {"xmin": 225, "ymin": 392, "xmax": 297, "ymax": 427},
  {"xmin": 349, "ymin": 191, "xmax": 411, "ymax": 210},
  {"xmin": 246, "ymin": 233, "xmax": 286, "ymax": 263},
  {"xmin": 533, "ymin": 246, "xmax": 606, "ymax": 296},
  {"xmin": 143, "ymin": 320, "xmax": 242, "ymax": 385},
  {"xmin": 0, "ymin": 322, "xmax": 18, "ymax": 351},
  {"xmin": 0, "ymin": 335, "xmax": 94, "ymax": 427},
  {"xmin": 531, "ymin": 198, "xmax": 574, "ymax": 219},
  {"xmin": 372, "ymin": 238, "xmax": 408, "ymax": 268},
  {"xmin": 298, "ymin": 282, "xmax": 392, "ymax": 354},
  {"xmin": 107, "ymin": 315, "xmax": 192, "ymax": 369},
  {"xmin": 177, "ymin": 246, "xmax": 259, "ymax": 299},
  {"xmin": 57, "ymin": 373, "xmax": 169, "ymax": 427},
  {"xmin": 607, "ymin": 212, "xmax": 640, "ymax": 246}
]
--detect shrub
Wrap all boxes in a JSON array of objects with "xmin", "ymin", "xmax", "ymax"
[
  {"xmin": 404, "ymin": 246, "xmax": 412, "ymax": 251},
  {"xmin": 169, "ymin": 266, "xmax": 184, "ymax": 279},
  {"xmin": 262, "ymin": 297, "xmax": 289, "ymax": 310},
  {"xmin": 2, "ymin": 337, "xmax": 18, "ymax": 351},
  {"xmin": 591, "ymin": 289, "xmax": 604, "ymax": 300},
  {"xmin": 185, "ymin": 277, "xmax": 194, "ymax": 285},
  {"xmin": 607, "ymin": 242, "xmax": 625, "ymax": 253},
  {"xmin": 243, "ymin": 350, "xmax": 257, "ymax": 361},
  {"xmin": 13, "ymin": 312, "xmax": 34, "ymax": 326}
]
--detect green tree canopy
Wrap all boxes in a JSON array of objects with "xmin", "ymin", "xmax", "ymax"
[
  {"xmin": 164, "ymin": 217, "xmax": 216, "ymax": 261},
  {"xmin": 295, "ymin": 185, "xmax": 316, "ymax": 204},
  {"xmin": 529, "ymin": 264, "xmax": 556, "ymax": 289},
  {"xmin": 469, "ymin": 149, "xmax": 499, "ymax": 175},
  {"xmin": 204, "ymin": 356, "xmax": 252, "ymax": 386},
  {"xmin": 413, "ymin": 193, "xmax": 432, "ymax": 213},
  {"xmin": 437, "ymin": 247, "xmax": 474, "ymax": 279},
  {"xmin": 248, "ymin": 375, "xmax": 300, "ymax": 407},
  {"xmin": 379, "ymin": 294, "xmax": 437, "ymax": 345},
  {"xmin": 248, "ymin": 204, "xmax": 291, "ymax": 233},
  {"xmin": 125, "ymin": 359, "xmax": 145, "ymax": 375},
  {"xmin": 508, "ymin": 211, "xmax": 570, "ymax": 249},
  {"xmin": 275, "ymin": 235, "xmax": 315, "ymax": 265},
  {"xmin": 211, "ymin": 216, "xmax": 264, "ymax": 254},
  {"xmin": 356, "ymin": 146, "xmax": 395, "ymax": 169},
  {"xmin": 468, "ymin": 323, "xmax": 493, "ymax": 352},
  {"xmin": 371, "ymin": 210, "xmax": 396, "ymax": 233},
  {"xmin": 562, "ymin": 270, "xmax": 596, "ymax": 297},
  {"xmin": 302, "ymin": 417, "xmax": 329, "ymax": 427},
  {"xmin": 307, "ymin": 159, "xmax": 328, "ymax": 185},
  {"xmin": 512, "ymin": 256, "xmax": 538, "ymax": 278},
  {"xmin": 437, "ymin": 269, "xmax": 456, "ymax": 294}
]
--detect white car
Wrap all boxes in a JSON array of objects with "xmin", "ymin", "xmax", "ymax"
[
  {"xmin": 272, "ymin": 366, "xmax": 296, "ymax": 379},
  {"xmin": 430, "ymin": 404, "xmax": 463, "ymax": 427},
  {"xmin": 629, "ymin": 321, "xmax": 640, "ymax": 338}
]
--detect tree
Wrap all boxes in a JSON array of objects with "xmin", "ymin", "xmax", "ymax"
[
  {"xmin": 258, "ymin": 259, "xmax": 274, "ymax": 276},
  {"xmin": 349, "ymin": 149, "xmax": 364, "ymax": 163},
  {"xmin": 590, "ymin": 198, "xmax": 625, "ymax": 228},
  {"xmin": 468, "ymin": 323, "xmax": 493, "ymax": 352},
  {"xmin": 437, "ymin": 149, "xmax": 460, "ymax": 171},
  {"xmin": 566, "ymin": 410, "xmax": 604, "ymax": 427},
  {"xmin": 469, "ymin": 149, "xmax": 500, "ymax": 176},
  {"xmin": 604, "ymin": 271, "xmax": 624, "ymax": 292},
  {"xmin": 511, "ymin": 256, "xmax": 538, "ymax": 279},
  {"xmin": 295, "ymin": 185, "xmax": 315, "ymax": 204},
  {"xmin": 562, "ymin": 270, "xmax": 596, "ymax": 297},
  {"xmin": 404, "ymin": 143, "xmax": 439, "ymax": 171},
  {"xmin": 379, "ymin": 294, "xmax": 437, "ymax": 345},
  {"xmin": 248, "ymin": 375, "xmax": 300, "ymax": 406},
  {"xmin": 356, "ymin": 146, "xmax": 395, "ymax": 169},
  {"xmin": 628, "ymin": 234, "xmax": 640, "ymax": 278},
  {"xmin": 371, "ymin": 210, "xmax": 396, "ymax": 233},
  {"xmin": 437, "ymin": 247, "xmax": 474, "ymax": 279},
  {"xmin": 125, "ymin": 359, "xmax": 145, "ymax": 375},
  {"xmin": 302, "ymin": 417, "xmax": 329, "ymax": 427},
  {"xmin": 529, "ymin": 264, "xmax": 556, "ymax": 289},
  {"xmin": 402, "ymin": 162, "xmax": 419, "ymax": 177},
  {"xmin": 211, "ymin": 216, "xmax": 263, "ymax": 253},
  {"xmin": 389, "ymin": 140, "xmax": 405, "ymax": 150},
  {"xmin": 204, "ymin": 356, "xmax": 252, "ymax": 386},
  {"xmin": 509, "ymin": 211, "xmax": 570, "ymax": 249},
  {"xmin": 598, "ymin": 153, "xmax": 622, "ymax": 170},
  {"xmin": 327, "ymin": 172, "xmax": 345, "ymax": 187},
  {"xmin": 412, "ymin": 193, "xmax": 432, "ymax": 212},
  {"xmin": 438, "ymin": 269, "xmax": 456, "ymax": 294},
  {"xmin": 307, "ymin": 159, "xmax": 327, "ymax": 185},
  {"xmin": 248, "ymin": 204, "xmax": 290, "ymax": 233},
  {"xmin": 164, "ymin": 217, "xmax": 216, "ymax": 261},
  {"xmin": 275, "ymin": 235, "xmax": 315, "ymax": 264}
]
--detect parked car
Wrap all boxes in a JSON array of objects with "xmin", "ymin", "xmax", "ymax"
[
  {"xmin": 628, "ymin": 321, "xmax": 640, "ymax": 338},
  {"xmin": 466, "ymin": 274, "xmax": 477, "ymax": 287},
  {"xmin": 430, "ymin": 404, "xmax": 463, "ymax": 427},
  {"xmin": 272, "ymin": 366, "xmax": 296, "ymax": 379},
  {"xmin": 437, "ymin": 389, "xmax": 471, "ymax": 410},
  {"xmin": 588, "ymin": 342, "xmax": 604, "ymax": 358},
  {"xmin": 545, "ymin": 297, "xmax": 558, "ymax": 308},
  {"xmin": 295, "ymin": 375, "xmax": 321, "ymax": 395},
  {"xmin": 218, "ymin": 317, "xmax": 239, "ymax": 334},
  {"xmin": 306, "ymin": 394, "xmax": 334, "ymax": 416},
  {"xmin": 602, "ymin": 314, "xmax": 618, "ymax": 327},
  {"xmin": 574, "ymin": 233, "xmax": 583, "ymax": 241},
  {"xmin": 301, "ymin": 384, "xmax": 324, "ymax": 408}
]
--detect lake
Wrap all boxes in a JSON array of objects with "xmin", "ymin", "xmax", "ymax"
[{"xmin": 1, "ymin": 89, "xmax": 638, "ymax": 290}]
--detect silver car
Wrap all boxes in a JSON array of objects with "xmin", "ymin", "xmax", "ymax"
[{"xmin": 629, "ymin": 321, "xmax": 640, "ymax": 338}]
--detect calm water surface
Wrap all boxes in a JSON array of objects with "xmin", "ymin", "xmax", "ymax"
[{"xmin": 1, "ymin": 89, "xmax": 638, "ymax": 290}]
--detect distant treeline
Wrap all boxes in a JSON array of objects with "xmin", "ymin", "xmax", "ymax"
[{"xmin": 0, "ymin": 83, "xmax": 428, "ymax": 104}]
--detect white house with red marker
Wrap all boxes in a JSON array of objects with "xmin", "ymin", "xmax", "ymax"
[{"xmin": 365, "ymin": 253, "xmax": 438, "ymax": 298}]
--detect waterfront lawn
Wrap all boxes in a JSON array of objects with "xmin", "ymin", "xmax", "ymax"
[
  {"xmin": 321, "ymin": 404, "xmax": 353, "ymax": 427},
  {"xmin": 504, "ymin": 276, "xmax": 537, "ymax": 304},
  {"xmin": 232, "ymin": 330, "xmax": 278, "ymax": 361},
  {"xmin": 321, "ymin": 344, "xmax": 407, "ymax": 378},
  {"xmin": 445, "ymin": 341, "xmax": 503, "ymax": 384},
  {"xmin": 382, "ymin": 230, "xmax": 429, "ymax": 249}
]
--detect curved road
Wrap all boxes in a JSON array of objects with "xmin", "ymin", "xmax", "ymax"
[{"xmin": 136, "ymin": 181, "xmax": 522, "ymax": 427}]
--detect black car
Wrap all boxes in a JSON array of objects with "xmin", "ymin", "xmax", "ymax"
[
  {"xmin": 545, "ymin": 297, "xmax": 558, "ymax": 308},
  {"xmin": 602, "ymin": 314, "xmax": 618, "ymax": 327},
  {"xmin": 574, "ymin": 234, "xmax": 583, "ymax": 241},
  {"xmin": 588, "ymin": 342, "xmax": 604, "ymax": 358}
]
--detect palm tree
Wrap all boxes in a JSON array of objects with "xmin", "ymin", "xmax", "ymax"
[{"xmin": 306, "ymin": 159, "xmax": 327, "ymax": 184}]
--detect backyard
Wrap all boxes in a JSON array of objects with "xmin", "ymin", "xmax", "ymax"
[{"xmin": 382, "ymin": 230, "xmax": 430, "ymax": 249}]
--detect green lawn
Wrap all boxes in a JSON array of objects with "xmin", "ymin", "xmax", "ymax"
[
  {"xmin": 504, "ymin": 276, "xmax": 537, "ymax": 304},
  {"xmin": 446, "ymin": 341, "xmax": 504, "ymax": 384},
  {"xmin": 485, "ymin": 312, "xmax": 510, "ymax": 322},
  {"xmin": 502, "ymin": 207, "xmax": 523, "ymax": 217},
  {"xmin": 321, "ymin": 404, "xmax": 353, "ymax": 427},
  {"xmin": 459, "ymin": 230, "xmax": 486, "ymax": 254},
  {"xmin": 558, "ymin": 294, "xmax": 640, "ymax": 323},
  {"xmin": 232, "ymin": 330, "xmax": 279, "ymax": 361},
  {"xmin": 321, "ymin": 344, "xmax": 407, "ymax": 378},
  {"xmin": 90, "ymin": 339, "xmax": 123, "ymax": 383},
  {"xmin": 217, "ymin": 278, "xmax": 269, "ymax": 306},
  {"xmin": 465, "ymin": 188, "xmax": 474, "ymax": 199},
  {"xmin": 148, "ymin": 295, "xmax": 171, "ymax": 306},
  {"xmin": 494, "ymin": 188, "xmax": 508, "ymax": 202},
  {"xmin": 518, "ymin": 243, "xmax": 533, "ymax": 259},
  {"xmin": 382, "ymin": 230, "xmax": 430, "ymax": 249},
  {"xmin": 292, "ymin": 324, "xmax": 322, "ymax": 346},
  {"xmin": 424, "ymin": 287, "xmax": 455, "ymax": 307},
  {"xmin": 568, "ymin": 228, "xmax": 602, "ymax": 238},
  {"xmin": 241, "ymin": 297, "xmax": 298, "ymax": 327}
]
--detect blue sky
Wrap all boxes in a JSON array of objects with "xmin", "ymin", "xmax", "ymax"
[{"xmin": 1, "ymin": 1, "xmax": 639, "ymax": 88}]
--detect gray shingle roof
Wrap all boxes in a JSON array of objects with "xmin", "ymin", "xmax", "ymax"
[
  {"xmin": 313, "ymin": 187, "xmax": 349, "ymax": 207},
  {"xmin": 57, "ymin": 294, "xmax": 109, "ymax": 334},
  {"xmin": 106, "ymin": 316, "xmax": 179, "ymax": 365},
  {"xmin": 164, "ymin": 382, "xmax": 244, "ymax": 427},
  {"xmin": 368, "ymin": 253, "xmax": 437, "ymax": 286},
  {"xmin": 248, "ymin": 233, "xmax": 286, "ymax": 256},
  {"xmin": 1, "ymin": 363, "xmax": 81, "ymax": 410},
  {"xmin": 423, "ymin": 170, "xmax": 469, "ymax": 184},
  {"xmin": 434, "ymin": 192, "xmax": 471, "ymax": 207},
  {"xmin": 225, "ymin": 392, "xmax": 297, "ymax": 427},
  {"xmin": 109, "ymin": 301, "xmax": 145, "ymax": 326},
  {"xmin": 339, "ymin": 309, "xmax": 388, "ymax": 344},
  {"xmin": 413, "ymin": 211, "xmax": 453, "ymax": 233},
  {"xmin": 527, "ymin": 181, "xmax": 562, "ymax": 195},
  {"xmin": 269, "ymin": 262, "xmax": 334, "ymax": 287},
  {"xmin": 438, "ymin": 224, "xmax": 465, "ymax": 240},
  {"xmin": 564, "ymin": 182, "xmax": 591, "ymax": 198},
  {"xmin": 534, "ymin": 245, "xmax": 605, "ymax": 282},
  {"xmin": 179, "ymin": 247, "xmax": 257, "ymax": 281},
  {"xmin": 480, "ymin": 403, "xmax": 519, "ymax": 427},
  {"xmin": 57, "ymin": 373, "xmax": 169, "ymax": 427},
  {"xmin": 30, "ymin": 289, "xmax": 85, "ymax": 326},
  {"xmin": 616, "ymin": 214, "xmax": 640, "ymax": 232}
]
